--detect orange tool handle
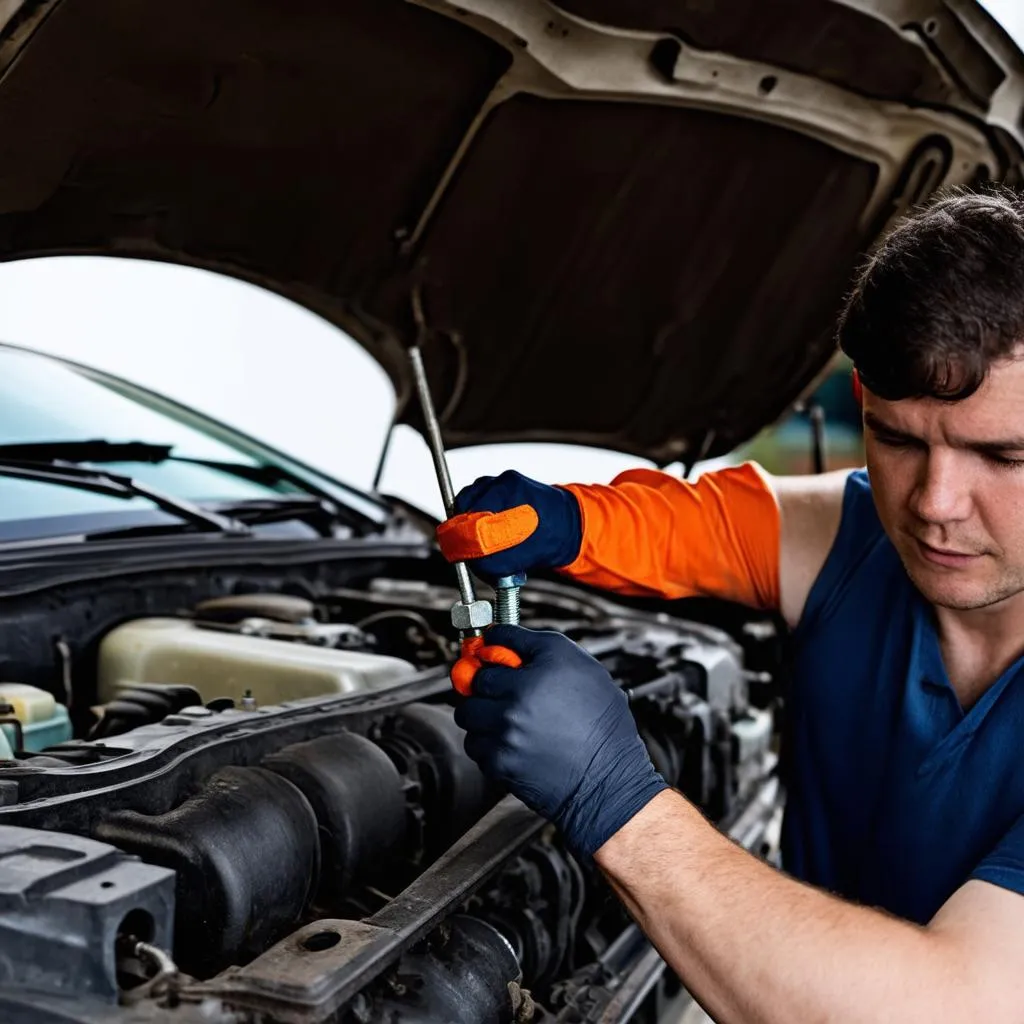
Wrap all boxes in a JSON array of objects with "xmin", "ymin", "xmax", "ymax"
[
  {"xmin": 436, "ymin": 504, "xmax": 539, "ymax": 562},
  {"xmin": 451, "ymin": 635, "xmax": 523, "ymax": 696}
]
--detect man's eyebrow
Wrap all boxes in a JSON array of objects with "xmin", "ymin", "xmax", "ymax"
[
  {"xmin": 863, "ymin": 411, "xmax": 1024, "ymax": 452},
  {"xmin": 967, "ymin": 437, "xmax": 1024, "ymax": 454},
  {"xmin": 863, "ymin": 412, "xmax": 919, "ymax": 440}
]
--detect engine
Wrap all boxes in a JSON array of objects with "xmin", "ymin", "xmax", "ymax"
[{"xmin": 0, "ymin": 568, "xmax": 784, "ymax": 1024}]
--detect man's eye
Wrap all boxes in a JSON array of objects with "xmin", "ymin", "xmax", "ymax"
[
  {"xmin": 874, "ymin": 433, "xmax": 914, "ymax": 450},
  {"xmin": 985, "ymin": 452, "xmax": 1024, "ymax": 470}
]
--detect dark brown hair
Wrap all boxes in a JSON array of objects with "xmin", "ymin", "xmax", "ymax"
[{"xmin": 838, "ymin": 185, "xmax": 1024, "ymax": 401}]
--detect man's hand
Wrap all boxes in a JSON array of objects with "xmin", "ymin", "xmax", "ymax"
[
  {"xmin": 453, "ymin": 625, "xmax": 668, "ymax": 860},
  {"xmin": 436, "ymin": 471, "xmax": 583, "ymax": 580}
]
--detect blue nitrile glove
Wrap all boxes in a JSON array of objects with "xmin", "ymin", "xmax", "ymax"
[
  {"xmin": 436, "ymin": 470, "xmax": 583, "ymax": 580},
  {"xmin": 453, "ymin": 625, "xmax": 669, "ymax": 861}
]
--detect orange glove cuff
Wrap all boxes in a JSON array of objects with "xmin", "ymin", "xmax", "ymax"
[
  {"xmin": 558, "ymin": 462, "xmax": 780, "ymax": 610},
  {"xmin": 436, "ymin": 504, "xmax": 539, "ymax": 562}
]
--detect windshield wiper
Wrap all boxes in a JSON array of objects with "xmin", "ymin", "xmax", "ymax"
[
  {"xmin": 0, "ymin": 441, "xmax": 175, "ymax": 463},
  {"xmin": 204, "ymin": 496, "xmax": 343, "ymax": 535},
  {"xmin": 0, "ymin": 458, "xmax": 251, "ymax": 536},
  {"xmin": 0, "ymin": 440, "xmax": 375, "ymax": 534}
]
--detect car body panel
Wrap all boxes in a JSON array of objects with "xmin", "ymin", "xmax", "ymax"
[{"xmin": 0, "ymin": 0, "xmax": 1019, "ymax": 464}]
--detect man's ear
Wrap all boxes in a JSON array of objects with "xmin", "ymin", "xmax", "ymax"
[{"xmin": 851, "ymin": 368, "xmax": 863, "ymax": 406}]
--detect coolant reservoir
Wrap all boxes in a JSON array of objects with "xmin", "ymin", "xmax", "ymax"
[
  {"xmin": 0, "ymin": 683, "xmax": 73, "ymax": 752},
  {"xmin": 97, "ymin": 618, "xmax": 417, "ymax": 707}
]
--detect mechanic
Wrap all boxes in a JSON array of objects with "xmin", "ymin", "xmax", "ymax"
[{"xmin": 436, "ymin": 187, "xmax": 1024, "ymax": 1021}]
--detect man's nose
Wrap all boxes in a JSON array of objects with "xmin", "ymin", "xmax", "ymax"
[{"xmin": 909, "ymin": 450, "xmax": 971, "ymax": 523}]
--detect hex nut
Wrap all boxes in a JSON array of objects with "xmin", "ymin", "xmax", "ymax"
[{"xmin": 451, "ymin": 601, "xmax": 493, "ymax": 630}]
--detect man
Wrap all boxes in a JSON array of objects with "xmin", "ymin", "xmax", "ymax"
[{"xmin": 435, "ymin": 187, "xmax": 1024, "ymax": 1021}]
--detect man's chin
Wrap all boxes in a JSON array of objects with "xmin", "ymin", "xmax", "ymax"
[
  {"xmin": 904, "ymin": 563, "xmax": 1017, "ymax": 611},
  {"xmin": 919, "ymin": 585, "xmax": 994, "ymax": 611}
]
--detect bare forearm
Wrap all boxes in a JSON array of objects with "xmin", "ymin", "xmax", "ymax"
[{"xmin": 594, "ymin": 791, "xmax": 977, "ymax": 1024}]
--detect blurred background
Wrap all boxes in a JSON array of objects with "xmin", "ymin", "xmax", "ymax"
[{"xmin": 0, "ymin": 0, "xmax": 1018, "ymax": 518}]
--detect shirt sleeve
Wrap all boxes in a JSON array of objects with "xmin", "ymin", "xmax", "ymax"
[
  {"xmin": 971, "ymin": 812, "xmax": 1024, "ymax": 899},
  {"xmin": 557, "ymin": 461, "xmax": 781, "ymax": 610},
  {"xmin": 793, "ymin": 468, "xmax": 885, "ymax": 636}
]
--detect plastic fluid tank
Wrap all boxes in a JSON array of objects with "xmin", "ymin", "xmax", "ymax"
[
  {"xmin": 0, "ymin": 683, "xmax": 72, "ymax": 752},
  {"xmin": 96, "ymin": 618, "xmax": 417, "ymax": 707}
]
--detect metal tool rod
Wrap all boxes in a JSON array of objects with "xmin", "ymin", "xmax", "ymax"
[
  {"xmin": 408, "ymin": 346, "xmax": 478, "ymax": 609},
  {"xmin": 450, "ymin": 559, "xmax": 478, "ymax": 612},
  {"xmin": 409, "ymin": 347, "xmax": 457, "ymax": 518}
]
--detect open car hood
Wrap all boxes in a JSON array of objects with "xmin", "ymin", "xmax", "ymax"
[{"xmin": 0, "ymin": 1, "xmax": 1022, "ymax": 464}]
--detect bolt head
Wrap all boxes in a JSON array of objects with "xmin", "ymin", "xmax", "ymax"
[
  {"xmin": 451, "ymin": 600, "xmax": 493, "ymax": 631},
  {"xmin": 495, "ymin": 573, "xmax": 527, "ymax": 588}
]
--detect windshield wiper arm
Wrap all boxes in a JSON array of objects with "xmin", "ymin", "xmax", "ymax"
[
  {"xmin": 0, "ymin": 440, "xmax": 375, "ymax": 534},
  {"xmin": 0, "ymin": 440, "xmax": 173, "ymax": 463},
  {"xmin": 204, "ymin": 496, "xmax": 342, "ymax": 535},
  {"xmin": 0, "ymin": 459, "xmax": 250, "ymax": 536}
]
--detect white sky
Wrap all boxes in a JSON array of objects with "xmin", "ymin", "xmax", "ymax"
[
  {"xmin": 0, "ymin": 256, "xmax": 650, "ymax": 517},
  {"xmin": 0, "ymin": 3, "xmax": 1020, "ymax": 518},
  {"xmin": 983, "ymin": 0, "xmax": 1024, "ymax": 42}
]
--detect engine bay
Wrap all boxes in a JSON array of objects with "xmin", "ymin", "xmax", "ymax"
[{"xmin": 0, "ymin": 550, "xmax": 784, "ymax": 1023}]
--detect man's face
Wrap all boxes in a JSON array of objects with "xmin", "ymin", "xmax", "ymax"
[{"xmin": 864, "ymin": 352, "xmax": 1024, "ymax": 611}]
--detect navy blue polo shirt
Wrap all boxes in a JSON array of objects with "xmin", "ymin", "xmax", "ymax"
[{"xmin": 781, "ymin": 469, "xmax": 1024, "ymax": 922}]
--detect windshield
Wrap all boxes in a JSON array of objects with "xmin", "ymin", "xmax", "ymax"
[{"xmin": 0, "ymin": 345, "xmax": 383, "ymax": 542}]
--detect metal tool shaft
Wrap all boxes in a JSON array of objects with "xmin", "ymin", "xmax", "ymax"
[
  {"xmin": 408, "ymin": 346, "xmax": 478, "ymax": 610},
  {"xmin": 409, "ymin": 346, "xmax": 457, "ymax": 519}
]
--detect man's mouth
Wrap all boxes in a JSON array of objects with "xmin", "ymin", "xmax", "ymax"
[{"xmin": 914, "ymin": 538, "xmax": 983, "ymax": 568}]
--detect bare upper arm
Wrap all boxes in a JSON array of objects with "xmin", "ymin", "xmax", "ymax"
[
  {"xmin": 927, "ymin": 880, "xmax": 1024, "ymax": 1020},
  {"xmin": 764, "ymin": 468, "xmax": 851, "ymax": 629}
]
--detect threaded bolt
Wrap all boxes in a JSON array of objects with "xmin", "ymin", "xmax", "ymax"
[
  {"xmin": 495, "ymin": 584, "xmax": 520, "ymax": 625},
  {"xmin": 494, "ymin": 574, "xmax": 526, "ymax": 626}
]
